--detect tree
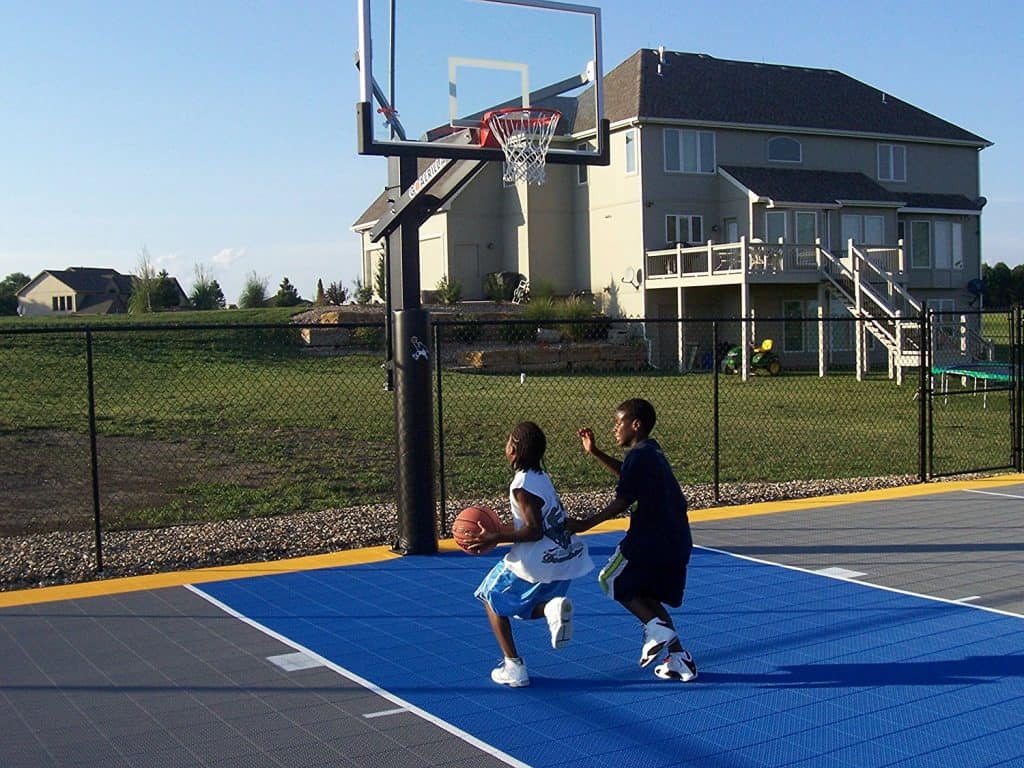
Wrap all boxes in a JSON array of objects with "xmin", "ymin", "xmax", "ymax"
[
  {"xmin": 238, "ymin": 271, "xmax": 269, "ymax": 309},
  {"xmin": 274, "ymin": 276, "xmax": 302, "ymax": 307},
  {"xmin": 0, "ymin": 272, "xmax": 32, "ymax": 315},
  {"xmin": 374, "ymin": 252, "xmax": 386, "ymax": 302},
  {"xmin": 314, "ymin": 278, "xmax": 326, "ymax": 306},
  {"xmin": 353, "ymin": 276, "xmax": 373, "ymax": 305},
  {"xmin": 324, "ymin": 280, "xmax": 349, "ymax": 305},
  {"xmin": 189, "ymin": 264, "xmax": 225, "ymax": 310},
  {"xmin": 983, "ymin": 262, "xmax": 1012, "ymax": 308},
  {"xmin": 152, "ymin": 269, "xmax": 183, "ymax": 310},
  {"xmin": 128, "ymin": 248, "xmax": 158, "ymax": 314}
]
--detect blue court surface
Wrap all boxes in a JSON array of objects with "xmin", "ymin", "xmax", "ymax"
[{"xmin": 194, "ymin": 532, "xmax": 1024, "ymax": 768}]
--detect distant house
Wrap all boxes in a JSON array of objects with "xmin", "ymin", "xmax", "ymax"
[{"xmin": 16, "ymin": 267, "xmax": 188, "ymax": 317}]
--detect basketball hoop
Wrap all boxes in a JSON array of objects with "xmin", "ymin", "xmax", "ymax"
[{"xmin": 481, "ymin": 107, "xmax": 561, "ymax": 185}]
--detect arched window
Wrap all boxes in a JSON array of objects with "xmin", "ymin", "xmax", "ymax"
[{"xmin": 768, "ymin": 136, "xmax": 801, "ymax": 163}]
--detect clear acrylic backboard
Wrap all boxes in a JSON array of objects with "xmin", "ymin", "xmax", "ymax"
[{"xmin": 356, "ymin": 0, "xmax": 608, "ymax": 165}]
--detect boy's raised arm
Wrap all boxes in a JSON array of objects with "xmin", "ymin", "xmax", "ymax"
[{"xmin": 578, "ymin": 427, "xmax": 622, "ymax": 477}]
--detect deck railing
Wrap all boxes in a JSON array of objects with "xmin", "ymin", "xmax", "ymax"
[{"xmin": 647, "ymin": 238, "xmax": 906, "ymax": 282}]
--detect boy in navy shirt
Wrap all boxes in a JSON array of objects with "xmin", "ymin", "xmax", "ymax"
[{"xmin": 570, "ymin": 398, "xmax": 697, "ymax": 681}]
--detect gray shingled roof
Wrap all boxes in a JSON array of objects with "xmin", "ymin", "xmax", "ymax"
[
  {"xmin": 574, "ymin": 49, "xmax": 988, "ymax": 145},
  {"xmin": 45, "ymin": 267, "xmax": 136, "ymax": 294},
  {"xmin": 720, "ymin": 165, "xmax": 985, "ymax": 211},
  {"xmin": 720, "ymin": 165, "xmax": 905, "ymax": 205}
]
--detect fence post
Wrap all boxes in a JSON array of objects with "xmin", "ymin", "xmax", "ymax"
[
  {"xmin": 917, "ymin": 310, "xmax": 928, "ymax": 482},
  {"xmin": 85, "ymin": 329, "xmax": 103, "ymax": 571},
  {"xmin": 712, "ymin": 320, "xmax": 720, "ymax": 503},
  {"xmin": 1014, "ymin": 307, "xmax": 1023, "ymax": 472}
]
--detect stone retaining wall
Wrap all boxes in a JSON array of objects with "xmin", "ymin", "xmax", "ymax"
[{"xmin": 457, "ymin": 342, "xmax": 644, "ymax": 373}]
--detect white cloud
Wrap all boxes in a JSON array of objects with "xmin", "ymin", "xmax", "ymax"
[{"xmin": 214, "ymin": 247, "xmax": 246, "ymax": 266}]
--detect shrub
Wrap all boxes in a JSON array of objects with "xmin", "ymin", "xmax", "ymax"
[
  {"xmin": 351, "ymin": 325, "xmax": 385, "ymax": 349},
  {"xmin": 483, "ymin": 273, "xmax": 505, "ymax": 302},
  {"xmin": 353, "ymin": 277, "xmax": 373, "ymax": 305},
  {"xmin": 435, "ymin": 275, "xmax": 462, "ymax": 305}
]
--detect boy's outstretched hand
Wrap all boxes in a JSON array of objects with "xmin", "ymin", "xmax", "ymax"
[{"xmin": 578, "ymin": 427, "xmax": 596, "ymax": 455}]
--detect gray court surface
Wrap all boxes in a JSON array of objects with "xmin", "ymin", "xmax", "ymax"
[
  {"xmin": 697, "ymin": 482, "xmax": 1024, "ymax": 616},
  {"xmin": 1, "ymin": 480, "xmax": 1021, "ymax": 768}
]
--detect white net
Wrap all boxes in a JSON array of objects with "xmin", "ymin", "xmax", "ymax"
[{"xmin": 485, "ymin": 108, "xmax": 561, "ymax": 185}]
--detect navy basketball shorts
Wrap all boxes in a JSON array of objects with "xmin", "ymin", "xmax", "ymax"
[{"xmin": 598, "ymin": 545, "xmax": 687, "ymax": 608}]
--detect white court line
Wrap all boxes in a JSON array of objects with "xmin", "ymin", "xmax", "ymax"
[
  {"xmin": 363, "ymin": 707, "xmax": 408, "ymax": 719},
  {"xmin": 814, "ymin": 567, "xmax": 867, "ymax": 579},
  {"xmin": 964, "ymin": 489, "xmax": 1024, "ymax": 500},
  {"xmin": 695, "ymin": 545, "xmax": 1024, "ymax": 620},
  {"xmin": 953, "ymin": 596, "xmax": 982, "ymax": 603},
  {"xmin": 184, "ymin": 584, "xmax": 531, "ymax": 768}
]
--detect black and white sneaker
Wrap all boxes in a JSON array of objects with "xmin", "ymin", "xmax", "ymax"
[
  {"xmin": 639, "ymin": 618, "xmax": 677, "ymax": 667},
  {"xmin": 654, "ymin": 649, "xmax": 698, "ymax": 682}
]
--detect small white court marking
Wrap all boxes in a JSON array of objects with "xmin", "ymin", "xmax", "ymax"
[
  {"xmin": 815, "ymin": 567, "xmax": 867, "ymax": 579},
  {"xmin": 363, "ymin": 707, "xmax": 408, "ymax": 719},
  {"xmin": 953, "ymin": 596, "xmax": 982, "ymax": 603},
  {"xmin": 964, "ymin": 489, "xmax": 1024, "ymax": 500},
  {"xmin": 267, "ymin": 652, "xmax": 326, "ymax": 672}
]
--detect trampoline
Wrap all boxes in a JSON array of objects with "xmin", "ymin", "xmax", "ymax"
[{"xmin": 931, "ymin": 361, "xmax": 1013, "ymax": 407}]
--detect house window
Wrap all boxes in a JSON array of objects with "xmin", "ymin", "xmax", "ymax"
[
  {"xmin": 767, "ymin": 137, "xmax": 801, "ymax": 163},
  {"xmin": 52, "ymin": 297, "xmax": 59, "ymax": 311},
  {"xmin": 664, "ymin": 128, "xmax": 715, "ymax": 173},
  {"xmin": 840, "ymin": 214, "xmax": 884, "ymax": 246},
  {"xmin": 577, "ymin": 143, "xmax": 588, "ymax": 185},
  {"xmin": 666, "ymin": 215, "xmax": 703, "ymax": 245},
  {"xmin": 910, "ymin": 220, "xmax": 931, "ymax": 268},
  {"xmin": 624, "ymin": 129, "xmax": 637, "ymax": 174},
  {"xmin": 933, "ymin": 221, "xmax": 963, "ymax": 270},
  {"xmin": 765, "ymin": 211, "xmax": 786, "ymax": 242},
  {"xmin": 878, "ymin": 144, "xmax": 906, "ymax": 182}
]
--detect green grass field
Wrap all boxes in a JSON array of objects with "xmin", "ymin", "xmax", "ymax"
[{"xmin": 0, "ymin": 314, "xmax": 1012, "ymax": 534}]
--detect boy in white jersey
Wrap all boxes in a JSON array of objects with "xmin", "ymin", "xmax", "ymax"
[{"xmin": 461, "ymin": 421, "xmax": 593, "ymax": 688}]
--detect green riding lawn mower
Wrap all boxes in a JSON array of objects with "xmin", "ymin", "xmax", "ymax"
[{"xmin": 721, "ymin": 338, "xmax": 782, "ymax": 376}]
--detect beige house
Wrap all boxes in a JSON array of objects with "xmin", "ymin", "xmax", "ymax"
[
  {"xmin": 17, "ymin": 267, "xmax": 187, "ymax": 317},
  {"xmin": 352, "ymin": 49, "xmax": 990, "ymax": 375}
]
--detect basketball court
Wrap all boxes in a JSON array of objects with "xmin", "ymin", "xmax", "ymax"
[{"xmin": 3, "ymin": 475, "xmax": 1023, "ymax": 768}]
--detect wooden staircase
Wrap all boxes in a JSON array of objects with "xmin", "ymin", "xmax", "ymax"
[{"xmin": 818, "ymin": 243, "xmax": 922, "ymax": 383}]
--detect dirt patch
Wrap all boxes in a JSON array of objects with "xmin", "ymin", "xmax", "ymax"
[{"xmin": 0, "ymin": 430, "xmax": 276, "ymax": 536}]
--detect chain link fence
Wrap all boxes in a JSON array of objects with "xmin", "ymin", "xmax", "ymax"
[{"xmin": 1, "ymin": 308, "xmax": 1019, "ymax": 587}]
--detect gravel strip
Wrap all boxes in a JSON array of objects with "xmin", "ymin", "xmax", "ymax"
[{"xmin": 0, "ymin": 474, "xmax": 988, "ymax": 592}]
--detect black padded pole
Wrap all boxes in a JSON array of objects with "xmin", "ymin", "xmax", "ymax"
[{"xmin": 392, "ymin": 308, "xmax": 437, "ymax": 554}]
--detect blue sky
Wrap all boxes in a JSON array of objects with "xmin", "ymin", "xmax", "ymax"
[{"xmin": 2, "ymin": 1, "xmax": 1020, "ymax": 304}]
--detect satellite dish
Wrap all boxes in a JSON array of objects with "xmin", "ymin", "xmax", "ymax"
[{"xmin": 623, "ymin": 267, "xmax": 635, "ymax": 283}]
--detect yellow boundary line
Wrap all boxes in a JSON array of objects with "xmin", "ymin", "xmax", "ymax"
[{"xmin": 2, "ymin": 474, "xmax": 1021, "ymax": 608}]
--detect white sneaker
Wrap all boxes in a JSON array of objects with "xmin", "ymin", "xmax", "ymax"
[
  {"xmin": 490, "ymin": 658, "xmax": 530, "ymax": 688},
  {"xmin": 639, "ymin": 618, "xmax": 677, "ymax": 667},
  {"xmin": 543, "ymin": 597, "xmax": 574, "ymax": 649},
  {"xmin": 654, "ymin": 650, "xmax": 698, "ymax": 682}
]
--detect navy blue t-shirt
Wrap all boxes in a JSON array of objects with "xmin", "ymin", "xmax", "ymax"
[{"xmin": 615, "ymin": 438, "xmax": 692, "ymax": 563}]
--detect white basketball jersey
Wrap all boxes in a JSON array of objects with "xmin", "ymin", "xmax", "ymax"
[{"xmin": 503, "ymin": 469, "xmax": 593, "ymax": 584}]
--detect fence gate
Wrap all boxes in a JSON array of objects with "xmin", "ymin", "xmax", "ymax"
[{"xmin": 926, "ymin": 308, "xmax": 1022, "ymax": 478}]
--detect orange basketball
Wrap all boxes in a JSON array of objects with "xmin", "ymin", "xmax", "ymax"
[{"xmin": 452, "ymin": 506, "xmax": 502, "ymax": 555}]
